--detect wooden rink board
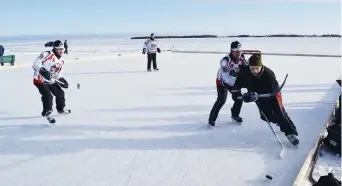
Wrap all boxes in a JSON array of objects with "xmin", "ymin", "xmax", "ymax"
[{"xmin": 293, "ymin": 80, "xmax": 341, "ymax": 186}]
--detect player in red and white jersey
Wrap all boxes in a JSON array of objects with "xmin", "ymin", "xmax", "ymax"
[
  {"xmin": 32, "ymin": 40, "xmax": 70, "ymax": 123},
  {"xmin": 208, "ymin": 41, "xmax": 247, "ymax": 127}
]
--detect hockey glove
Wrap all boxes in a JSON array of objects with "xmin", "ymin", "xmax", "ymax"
[
  {"xmin": 142, "ymin": 48, "xmax": 146, "ymax": 54},
  {"xmin": 39, "ymin": 68, "xmax": 51, "ymax": 80},
  {"xmin": 157, "ymin": 48, "xmax": 161, "ymax": 53},
  {"xmin": 242, "ymin": 92, "xmax": 258, "ymax": 103},
  {"xmin": 229, "ymin": 69, "xmax": 238, "ymax": 77},
  {"xmin": 58, "ymin": 77, "xmax": 69, "ymax": 89},
  {"xmin": 221, "ymin": 66, "xmax": 228, "ymax": 73}
]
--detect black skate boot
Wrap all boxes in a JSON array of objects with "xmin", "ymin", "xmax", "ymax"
[
  {"xmin": 58, "ymin": 109, "xmax": 71, "ymax": 115},
  {"xmin": 207, "ymin": 120, "xmax": 215, "ymax": 127},
  {"xmin": 45, "ymin": 110, "xmax": 56, "ymax": 124},
  {"xmin": 286, "ymin": 134, "xmax": 299, "ymax": 146},
  {"xmin": 231, "ymin": 116, "xmax": 243, "ymax": 124},
  {"xmin": 154, "ymin": 68, "xmax": 159, "ymax": 71}
]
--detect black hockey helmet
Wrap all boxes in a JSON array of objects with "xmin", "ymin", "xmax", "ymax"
[
  {"xmin": 150, "ymin": 33, "xmax": 155, "ymax": 40},
  {"xmin": 53, "ymin": 40, "xmax": 64, "ymax": 49},
  {"xmin": 231, "ymin": 41, "xmax": 242, "ymax": 51}
]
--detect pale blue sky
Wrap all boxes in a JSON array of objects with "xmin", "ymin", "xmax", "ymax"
[{"xmin": 1, "ymin": 0, "xmax": 340, "ymax": 36}]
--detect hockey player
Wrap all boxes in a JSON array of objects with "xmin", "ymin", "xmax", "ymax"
[
  {"xmin": 142, "ymin": 33, "xmax": 161, "ymax": 71},
  {"xmin": 208, "ymin": 41, "xmax": 247, "ymax": 127},
  {"xmin": 234, "ymin": 54, "xmax": 299, "ymax": 146},
  {"xmin": 32, "ymin": 40, "xmax": 70, "ymax": 123}
]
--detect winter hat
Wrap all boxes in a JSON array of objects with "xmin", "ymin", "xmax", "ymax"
[
  {"xmin": 249, "ymin": 54, "xmax": 263, "ymax": 67},
  {"xmin": 231, "ymin": 41, "xmax": 242, "ymax": 51},
  {"xmin": 53, "ymin": 40, "xmax": 64, "ymax": 49}
]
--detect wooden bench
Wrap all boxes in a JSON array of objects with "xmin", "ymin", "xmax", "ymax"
[{"xmin": 0, "ymin": 55, "xmax": 15, "ymax": 66}]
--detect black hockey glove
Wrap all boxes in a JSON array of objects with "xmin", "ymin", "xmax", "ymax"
[
  {"xmin": 58, "ymin": 77, "xmax": 69, "ymax": 89},
  {"xmin": 221, "ymin": 66, "xmax": 228, "ymax": 72},
  {"xmin": 242, "ymin": 92, "xmax": 258, "ymax": 103},
  {"xmin": 157, "ymin": 48, "xmax": 161, "ymax": 53},
  {"xmin": 142, "ymin": 48, "xmax": 146, "ymax": 54},
  {"xmin": 229, "ymin": 69, "xmax": 238, "ymax": 77},
  {"xmin": 39, "ymin": 68, "xmax": 51, "ymax": 80}
]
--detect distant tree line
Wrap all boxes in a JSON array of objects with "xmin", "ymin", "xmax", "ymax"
[
  {"xmin": 131, "ymin": 35, "xmax": 217, "ymax": 39},
  {"xmin": 131, "ymin": 34, "xmax": 341, "ymax": 39}
]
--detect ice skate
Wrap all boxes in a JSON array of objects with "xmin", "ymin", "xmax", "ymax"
[
  {"xmin": 286, "ymin": 134, "xmax": 299, "ymax": 146},
  {"xmin": 58, "ymin": 109, "xmax": 71, "ymax": 115},
  {"xmin": 231, "ymin": 116, "xmax": 243, "ymax": 124},
  {"xmin": 207, "ymin": 120, "xmax": 215, "ymax": 128},
  {"xmin": 45, "ymin": 111, "xmax": 56, "ymax": 124}
]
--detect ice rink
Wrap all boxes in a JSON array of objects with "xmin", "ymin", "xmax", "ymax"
[{"xmin": 0, "ymin": 38, "xmax": 340, "ymax": 186}]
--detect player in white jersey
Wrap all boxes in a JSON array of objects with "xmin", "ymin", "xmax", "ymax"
[
  {"xmin": 32, "ymin": 40, "xmax": 70, "ymax": 123},
  {"xmin": 142, "ymin": 33, "xmax": 161, "ymax": 71},
  {"xmin": 208, "ymin": 41, "xmax": 247, "ymax": 127}
]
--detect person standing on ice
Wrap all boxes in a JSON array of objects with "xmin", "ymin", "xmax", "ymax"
[
  {"xmin": 32, "ymin": 40, "xmax": 70, "ymax": 123},
  {"xmin": 233, "ymin": 53, "xmax": 299, "ymax": 146},
  {"xmin": 208, "ymin": 41, "xmax": 246, "ymax": 127},
  {"xmin": 0, "ymin": 45, "xmax": 4, "ymax": 66},
  {"xmin": 142, "ymin": 33, "xmax": 161, "ymax": 71}
]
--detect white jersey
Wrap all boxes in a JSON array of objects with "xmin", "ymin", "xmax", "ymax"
[
  {"xmin": 32, "ymin": 50, "xmax": 65, "ymax": 84},
  {"xmin": 216, "ymin": 54, "xmax": 247, "ymax": 86},
  {"xmin": 143, "ymin": 39, "xmax": 159, "ymax": 53}
]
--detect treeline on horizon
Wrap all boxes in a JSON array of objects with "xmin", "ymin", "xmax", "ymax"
[{"xmin": 131, "ymin": 34, "xmax": 341, "ymax": 39}]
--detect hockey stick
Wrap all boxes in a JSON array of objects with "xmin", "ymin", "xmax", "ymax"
[
  {"xmin": 260, "ymin": 110, "xmax": 285, "ymax": 159},
  {"xmin": 237, "ymin": 74, "xmax": 288, "ymax": 99},
  {"xmin": 162, "ymin": 45, "xmax": 175, "ymax": 52},
  {"xmin": 45, "ymin": 78, "xmax": 80, "ymax": 90}
]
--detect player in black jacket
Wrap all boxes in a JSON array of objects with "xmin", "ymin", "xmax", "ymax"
[{"xmin": 233, "ymin": 54, "xmax": 299, "ymax": 146}]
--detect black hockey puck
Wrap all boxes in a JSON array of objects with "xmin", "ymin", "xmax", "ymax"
[{"xmin": 266, "ymin": 175, "xmax": 273, "ymax": 180}]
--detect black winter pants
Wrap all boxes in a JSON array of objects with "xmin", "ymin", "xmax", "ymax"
[
  {"xmin": 35, "ymin": 83, "xmax": 65, "ymax": 116},
  {"xmin": 147, "ymin": 53, "xmax": 157, "ymax": 70},
  {"xmin": 209, "ymin": 85, "xmax": 243, "ymax": 122},
  {"xmin": 256, "ymin": 93, "xmax": 298, "ymax": 136},
  {"xmin": 64, "ymin": 47, "xmax": 68, "ymax": 54}
]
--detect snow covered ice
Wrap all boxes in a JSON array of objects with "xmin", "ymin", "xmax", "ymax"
[{"xmin": 0, "ymin": 38, "xmax": 340, "ymax": 186}]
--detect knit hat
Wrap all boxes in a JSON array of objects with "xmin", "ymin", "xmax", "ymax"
[{"xmin": 248, "ymin": 54, "xmax": 263, "ymax": 67}]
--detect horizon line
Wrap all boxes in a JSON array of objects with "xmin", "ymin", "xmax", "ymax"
[{"xmin": 1, "ymin": 32, "xmax": 341, "ymax": 38}]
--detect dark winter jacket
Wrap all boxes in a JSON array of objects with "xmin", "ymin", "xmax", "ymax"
[
  {"xmin": 0, "ymin": 45, "xmax": 4, "ymax": 56},
  {"xmin": 234, "ymin": 65, "xmax": 279, "ymax": 94}
]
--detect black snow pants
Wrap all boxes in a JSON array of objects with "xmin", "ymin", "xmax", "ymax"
[
  {"xmin": 256, "ymin": 93, "xmax": 298, "ymax": 136},
  {"xmin": 209, "ymin": 84, "xmax": 243, "ymax": 122},
  {"xmin": 35, "ymin": 83, "xmax": 65, "ymax": 116},
  {"xmin": 147, "ymin": 53, "xmax": 157, "ymax": 70}
]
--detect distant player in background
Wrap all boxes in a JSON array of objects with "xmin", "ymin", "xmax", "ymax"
[
  {"xmin": 64, "ymin": 40, "xmax": 68, "ymax": 54},
  {"xmin": 234, "ymin": 54, "xmax": 299, "ymax": 146},
  {"xmin": 142, "ymin": 33, "xmax": 161, "ymax": 71},
  {"xmin": 32, "ymin": 40, "xmax": 70, "ymax": 123},
  {"xmin": 208, "ymin": 41, "xmax": 247, "ymax": 127},
  {"xmin": 0, "ymin": 45, "xmax": 4, "ymax": 66}
]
